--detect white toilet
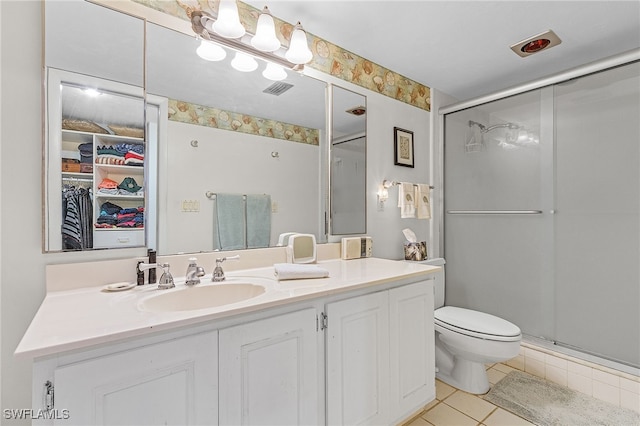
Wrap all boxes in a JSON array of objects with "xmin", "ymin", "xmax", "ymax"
[{"xmin": 422, "ymin": 258, "xmax": 521, "ymax": 394}]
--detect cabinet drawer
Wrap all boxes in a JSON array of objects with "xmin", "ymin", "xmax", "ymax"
[{"xmin": 93, "ymin": 229, "xmax": 144, "ymax": 248}]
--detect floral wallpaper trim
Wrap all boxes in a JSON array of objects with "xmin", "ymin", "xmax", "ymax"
[
  {"xmin": 168, "ymin": 99, "xmax": 320, "ymax": 146},
  {"xmin": 131, "ymin": 0, "xmax": 431, "ymax": 111}
]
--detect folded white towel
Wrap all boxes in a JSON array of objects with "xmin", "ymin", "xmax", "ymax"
[
  {"xmin": 398, "ymin": 182, "xmax": 416, "ymax": 218},
  {"xmin": 416, "ymin": 184, "xmax": 432, "ymax": 219},
  {"xmin": 274, "ymin": 263, "xmax": 330, "ymax": 281}
]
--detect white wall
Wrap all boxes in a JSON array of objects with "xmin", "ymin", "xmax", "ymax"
[
  {"xmin": 0, "ymin": 1, "xmax": 432, "ymax": 416},
  {"xmin": 160, "ymin": 121, "xmax": 322, "ymax": 254}
]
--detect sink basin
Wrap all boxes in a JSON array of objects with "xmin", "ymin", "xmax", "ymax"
[{"xmin": 139, "ymin": 283, "xmax": 266, "ymax": 312}]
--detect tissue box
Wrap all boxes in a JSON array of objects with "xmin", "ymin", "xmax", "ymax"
[{"xmin": 404, "ymin": 241, "xmax": 427, "ymax": 261}]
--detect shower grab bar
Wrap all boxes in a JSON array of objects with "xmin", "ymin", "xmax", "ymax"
[{"xmin": 447, "ymin": 210, "xmax": 543, "ymax": 215}]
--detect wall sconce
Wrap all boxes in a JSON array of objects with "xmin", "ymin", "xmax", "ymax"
[
  {"xmin": 377, "ymin": 185, "xmax": 389, "ymax": 203},
  {"xmin": 190, "ymin": 1, "xmax": 312, "ymax": 77}
]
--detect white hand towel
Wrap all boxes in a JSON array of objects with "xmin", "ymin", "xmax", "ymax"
[
  {"xmin": 416, "ymin": 184, "xmax": 432, "ymax": 219},
  {"xmin": 274, "ymin": 263, "xmax": 330, "ymax": 281},
  {"xmin": 398, "ymin": 182, "xmax": 416, "ymax": 218}
]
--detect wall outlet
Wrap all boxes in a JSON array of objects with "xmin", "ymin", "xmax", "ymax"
[
  {"xmin": 181, "ymin": 200, "xmax": 200, "ymax": 212},
  {"xmin": 271, "ymin": 201, "xmax": 278, "ymax": 213}
]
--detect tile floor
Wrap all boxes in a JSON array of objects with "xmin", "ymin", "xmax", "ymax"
[{"xmin": 403, "ymin": 363, "xmax": 535, "ymax": 426}]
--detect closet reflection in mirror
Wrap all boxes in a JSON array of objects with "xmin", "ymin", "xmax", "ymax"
[
  {"xmin": 46, "ymin": 70, "xmax": 149, "ymax": 251},
  {"xmin": 330, "ymin": 86, "xmax": 367, "ymax": 235},
  {"xmin": 43, "ymin": 0, "xmax": 148, "ymax": 252},
  {"xmin": 146, "ymin": 23, "xmax": 328, "ymax": 254}
]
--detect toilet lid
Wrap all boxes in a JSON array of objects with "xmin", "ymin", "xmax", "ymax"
[{"xmin": 435, "ymin": 306, "xmax": 521, "ymax": 341}]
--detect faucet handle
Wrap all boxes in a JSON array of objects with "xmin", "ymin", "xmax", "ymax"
[
  {"xmin": 212, "ymin": 255, "xmax": 240, "ymax": 282},
  {"xmin": 157, "ymin": 263, "xmax": 175, "ymax": 290}
]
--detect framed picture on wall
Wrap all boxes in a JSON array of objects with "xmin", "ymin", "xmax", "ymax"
[{"xmin": 394, "ymin": 127, "xmax": 414, "ymax": 168}]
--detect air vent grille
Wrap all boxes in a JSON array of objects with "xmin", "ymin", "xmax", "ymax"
[{"xmin": 263, "ymin": 82, "xmax": 294, "ymax": 96}]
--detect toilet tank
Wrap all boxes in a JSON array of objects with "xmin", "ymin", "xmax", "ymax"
[{"xmin": 416, "ymin": 258, "xmax": 446, "ymax": 309}]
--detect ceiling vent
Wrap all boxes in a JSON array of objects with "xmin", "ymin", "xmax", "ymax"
[
  {"xmin": 510, "ymin": 30, "xmax": 561, "ymax": 58},
  {"xmin": 263, "ymin": 82, "xmax": 294, "ymax": 96},
  {"xmin": 346, "ymin": 105, "xmax": 366, "ymax": 116}
]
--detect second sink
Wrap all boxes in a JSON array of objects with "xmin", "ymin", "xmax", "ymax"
[{"xmin": 139, "ymin": 283, "xmax": 266, "ymax": 312}]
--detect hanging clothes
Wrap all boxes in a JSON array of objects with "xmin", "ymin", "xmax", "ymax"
[{"xmin": 62, "ymin": 187, "xmax": 93, "ymax": 250}]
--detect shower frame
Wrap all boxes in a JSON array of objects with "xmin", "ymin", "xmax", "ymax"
[{"xmin": 438, "ymin": 48, "xmax": 640, "ymax": 376}]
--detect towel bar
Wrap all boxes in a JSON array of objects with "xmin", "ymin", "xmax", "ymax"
[{"xmin": 446, "ymin": 210, "xmax": 543, "ymax": 215}]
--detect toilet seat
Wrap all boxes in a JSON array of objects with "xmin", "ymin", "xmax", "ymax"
[{"xmin": 435, "ymin": 306, "xmax": 521, "ymax": 342}]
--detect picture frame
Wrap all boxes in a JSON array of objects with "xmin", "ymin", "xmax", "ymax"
[{"xmin": 394, "ymin": 127, "xmax": 414, "ymax": 168}]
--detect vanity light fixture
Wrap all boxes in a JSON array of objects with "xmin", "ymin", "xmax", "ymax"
[
  {"xmin": 285, "ymin": 22, "xmax": 313, "ymax": 65},
  {"xmin": 211, "ymin": 0, "xmax": 245, "ymax": 39},
  {"xmin": 190, "ymin": 2, "xmax": 312, "ymax": 76},
  {"xmin": 196, "ymin": 39, "xmax": 227, "ymax": 61},
  {"xmin": 231, "ymin": 51, "xmax": 259, "ymax": 72},
  {"xmin": 262, "ymin": 62, "xmax": 287, "ymax": 81},
  {"xmin": 251, "ymin": 6, "xmax": 280, "ymax": 52}
]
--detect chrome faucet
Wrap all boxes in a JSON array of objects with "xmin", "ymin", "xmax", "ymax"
[
  {"xmin": 185, "ymin": 257, "xmax": 206, "ymax": 286},
  {"xmin": 212, "ymin": 255, "xmax": 240, "ymax": 282},
  {"xmin": 137, "ymin": 262, "xmax": 175, "ymax": 290}
]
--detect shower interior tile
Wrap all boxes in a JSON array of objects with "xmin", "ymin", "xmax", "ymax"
[
  {"xmin": 592, "ymin": 379, "xmax": 620, "ymax": 406},
  {"xmin": 568, "ymin": 370, "xmax": 593, "ymax": 395},
  {"xmin": 545, "ymin": 364, "xmax": 568, "ymax": 386},
  {"xmin": 524, "ymin": 357, "xmax": 545, "ymax": 377},
  {"xmin": 544, "ymin": 353, "xmax": 568, "ymax": 370},
  {"xmin": 620, "ymin": 388, "xmax": 640, "ymax": 414},
  {"xmin": 593, "ymin": 368, "xmax": 621, "ymax": 387},
  {"xmin": 568, "ymin": 360, "xmax": 593, "ymax": 378},
  {"xmin": 620, "ymin": 376, "xmax": 640, "ymax": 394}
]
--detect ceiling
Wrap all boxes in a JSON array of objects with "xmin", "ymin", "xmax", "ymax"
[{"xmin": 244, "ymin": 1, "xmax": 640, "ymax": 104}]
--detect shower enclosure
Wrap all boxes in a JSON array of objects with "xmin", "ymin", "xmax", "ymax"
[{"xmin": 442, "ymin": 58, "xmax": 639, "ymax": 371}]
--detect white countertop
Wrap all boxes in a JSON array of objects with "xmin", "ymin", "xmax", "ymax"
[{"xmin": 16, "ymin": 258, "xmax": 438, "ymax": 359}]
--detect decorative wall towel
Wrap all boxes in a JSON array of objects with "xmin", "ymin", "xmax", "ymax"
[
  {"xmin": 215, "ymin": 193, "xmax": 246, "ymax": 250},
  {"xmin": 416, "ymin": 184, "xmax": 432, "ymax": 219},
  {"xmin": 274, "ymin": 263, "xmax": 330, "ymax": 281},
  {"xmin": 246, "ymin": 194, "xmax": 272, "ymax": 249},
  {"xmin": 398, "ymin": 182, "xmax": 416, "ymax": 218}
]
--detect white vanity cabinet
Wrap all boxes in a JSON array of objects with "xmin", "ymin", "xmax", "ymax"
[
  {"xmin": 218, "ymin": 308, "xmax": 320, "ymax": 425},
  {"xmin": 27, "ymin": 262, "xmax": 436, "ymax": 426},
  {"xmin": 34, "ymin": 331, "xmax": 218, "ymax": 426},
  {"xmin": 326, "ymin": 281, "xmax": 434, "ymax": 425}
]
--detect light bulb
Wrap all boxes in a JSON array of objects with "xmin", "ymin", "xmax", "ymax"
[
  {"xmin": 196, "ymin": 40, "xmax": 226, "ymax": 61},
  {"xmin": 262, "ymin": 62, "xmax": 287, "ymax": 81},
  {"xmin": 285, "ymin": 22, "xmax": 313, "ymax": 65},
  {"xmin": 231, "ymin": 51, "xmax": 258, "ymax": 72},
  {"xmin": 212, "ymin": 0, "xmax": 245, "ymax": 39},
  {"xmin": 251, "ymin": 6, "xmax": 280, "ymax": 52}
]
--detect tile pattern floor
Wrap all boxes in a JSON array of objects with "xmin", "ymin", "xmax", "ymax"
[{"xmin": 403, "ymin": 363, "xmax": 535, "ymax": 426}]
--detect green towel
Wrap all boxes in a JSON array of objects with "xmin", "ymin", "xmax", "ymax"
[
  {"xmin": 246, "ymin": 194, "xmax": 271, "ymax": 249},
  {"xmin": 215, "ymin": 193, "xmax": 246, "ymax": 250}
]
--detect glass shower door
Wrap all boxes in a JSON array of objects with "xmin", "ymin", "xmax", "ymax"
[
  {"xmin": 553, "ymin": 62, "xmax": 640, "ymax": 367},
  {"xmin": 443, "ymin": 89, "xmax": 555, "ymax": 338}
]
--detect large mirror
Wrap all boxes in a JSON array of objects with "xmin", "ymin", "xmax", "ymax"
[
  {"xmin": 330, "ymin": 86, "xmax": 367, "ymax": 235},
  {"xmin": 147, "ymin": 22, "xmax": 328, "ymax": 254},
  {"xmin": 43, "ymin": 1, "xmax": 328, "ymax": 255}
]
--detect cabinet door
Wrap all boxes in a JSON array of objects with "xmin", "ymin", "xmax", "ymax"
[
  {"xmin": 326, "ymin": 291, "xmax": 390, "ymax": 426},
  {"xmin": 389, "ymin": 281, "xmax": 435, "ymax": 422},
  {"xmin": 218, "ymin": 308, "xmax": 319, "ymax": 426},
  {"xmin": 52, "ymin": 331, "xmax": 217, "ymax": 426}
]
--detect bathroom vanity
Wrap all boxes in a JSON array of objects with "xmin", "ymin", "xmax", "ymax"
[{"xmin": 17, "ymin": 256, "xmax": 438, "ymax": 426}]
